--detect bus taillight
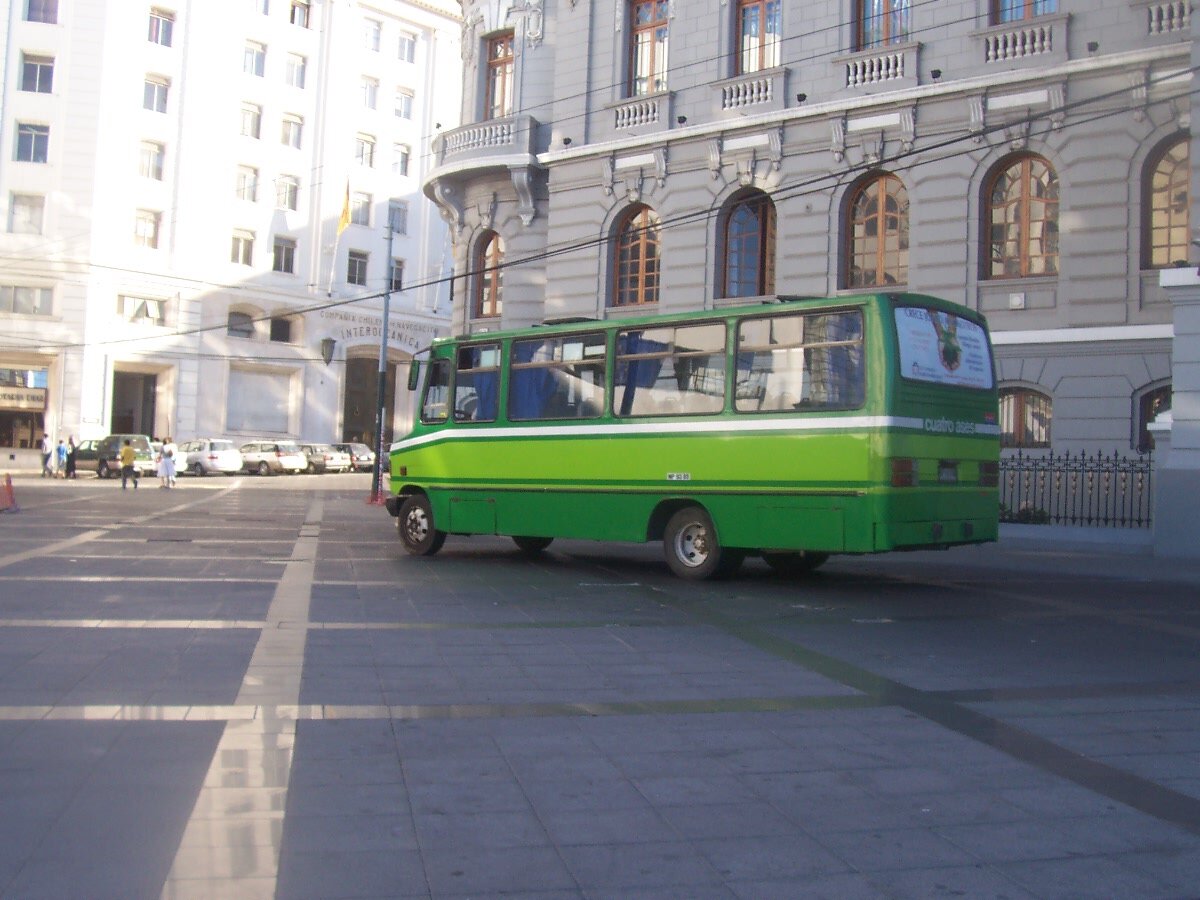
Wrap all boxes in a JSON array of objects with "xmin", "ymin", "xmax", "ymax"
[
  {"xmin": 891, "ymin": 458, "xmax": 918, "ymax": 487},
  {"xmin": 979, "ymin": 460, "xmax": 999, "ymax": 487}
]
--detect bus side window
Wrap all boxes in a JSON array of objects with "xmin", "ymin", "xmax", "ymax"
[
  {"xmin": 420, "ymin": 358, "xmax": 451, "ymax": 423},
  {"xmin": 454, "ymin": 344, "xmax": 500, "ymax": 422},
  {"xmin": 736, "ymin": 311, "xmax": 864, "ymax": 412}
]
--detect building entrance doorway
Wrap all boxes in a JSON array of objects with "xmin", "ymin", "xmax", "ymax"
[
  {"xmin": 112, "ymin": 372, "xmax": 157, "ymax": 436},
  {"xmin": 342, "ymin": 358, "xmax": 395, "ymax": 447}
]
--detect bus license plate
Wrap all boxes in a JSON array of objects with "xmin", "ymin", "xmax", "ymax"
[{"xmin": 938, "ymin": 462, "xmax": 958, "ymax": 484}]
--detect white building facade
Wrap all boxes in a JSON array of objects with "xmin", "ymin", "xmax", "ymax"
[
  {"xmin": 0, "ymin": 0, "xmax": 460, "ymax": 462},
  {"xmin": 425, "ymin": 0, "xmax": 1193, "ymax": 461}
]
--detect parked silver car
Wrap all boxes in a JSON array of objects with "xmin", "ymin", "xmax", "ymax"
[
  {"xmin": 238, "ymin": 440, "xmax": 307, "ymax": 475},
  {"xmin": 179, "ymin": 438, "xmax": 243, "ymax": 476},
  {"xmin": 332, "ymin": 442, "xmax": 375, "ymax": 472},
  {"xmin": 298, "ymin": 443, "xmax": 352, "ymax": 474}
]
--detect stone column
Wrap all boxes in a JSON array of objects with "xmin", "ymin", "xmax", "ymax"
[{"xmin": 1153, "ymin": 269, "xmax": 1200, "ymax": 560}]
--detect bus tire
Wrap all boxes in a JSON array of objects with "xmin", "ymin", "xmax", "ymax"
[
  {"xmin": 663, "ymin": 506, "xmax": 731, "ymax": 580},
  {"xmin": 398, "ymin": 495, "xmax": 445, "ymax": 556},
  {"xmin": 762, "ymin": 551, "xmax": 830, "ymax": 575},
  {"xmin": 512, "ymin": 536, "xmax": 553, "ymax": 554}
]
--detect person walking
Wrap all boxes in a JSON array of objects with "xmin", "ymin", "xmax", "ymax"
[
  {"xmin": 65, "ymin": 437, "xmax": 77, "ymax": 480},
  {"xmin": 158, "ymin": 436, "xmax": 177, "ymax": 488},
  {"xmin": 54, "ymin": 439, "xmax": 67, "ymax": 478},
  {"xmin": 120, "ymin": 439, "xmax": 138, "ymax": 490},
  {"xmin": 39, "ymin": 433, "xmax": 52, "ymax": 478}
]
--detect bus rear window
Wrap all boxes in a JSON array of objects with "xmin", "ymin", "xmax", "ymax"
[{"xmin": 895, "ymin": 307, "xmax": 993, "ymax": 389}]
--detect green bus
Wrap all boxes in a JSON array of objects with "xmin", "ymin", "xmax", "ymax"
[{"xmin": 385, "ymin": 293, "xmax": 999, "ymax": 579}]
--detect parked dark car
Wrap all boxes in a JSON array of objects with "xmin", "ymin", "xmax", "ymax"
[
  {"xmin": 298, "ymin": 443, "xmax": 352, "ymax": 474},
  {"xmin": 75, "ymin": 434, "xmax": 155, "ymax": 479},
  {"xmin": 332, "ymin": 442, "xmax": 375, "ymax": 472}
]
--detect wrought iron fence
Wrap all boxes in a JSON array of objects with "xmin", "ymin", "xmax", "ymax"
[{"xmin": 999, "ymin": 450, "xmax": 1154, "ymax": 528}]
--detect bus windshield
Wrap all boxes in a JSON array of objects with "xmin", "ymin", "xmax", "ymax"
[{"xmin": 894, "ymin": 306, "xmax": 994, "ymax": 390}]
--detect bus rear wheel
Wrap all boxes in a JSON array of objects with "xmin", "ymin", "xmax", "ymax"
[
  {"xmin": 512, "ymin": 536, "xmax": 553, "ymax": 554},
  {"xmin": 762, "ymin": 551, "xmax": 830, "ymax": 575},
  {"xmin": 398, "ymin": 495, "xmax": 446, "ymax": 556},
  {"xmin": 663, "ymin": 506, "xmax": 740, "ymax": 580}
]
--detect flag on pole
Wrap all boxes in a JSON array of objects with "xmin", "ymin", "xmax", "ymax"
[{"xmin": 337, "ymin": 182, "xmax": 351, "ymax": 235}]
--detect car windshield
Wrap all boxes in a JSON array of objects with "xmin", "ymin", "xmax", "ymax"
[
  {"xmin": 276, "ymin": 442, "xmax": 300, "ymax": 452},
  {"xmin": 211, "ymin": 441, "xmax": 235, "ymax": 451}
]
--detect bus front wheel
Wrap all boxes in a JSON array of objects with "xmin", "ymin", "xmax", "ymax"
[
  {"xmin": 762, "ymin": 551, "xmax": 830, "ymax": 575},
  {"xmin": 512, "ymin": 536, "xmax": 553, "ymax": 554},
  {"xmin": 398, "ymin": 495, "xmax": 446, "ymax": 556},
  {"xmin": 663, "ymin": 506, "xmax": 740, "ymax": 580}
]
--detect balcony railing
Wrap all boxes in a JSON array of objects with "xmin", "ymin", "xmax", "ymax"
[
  {"xmin": 433, "ymin": 114, "xmax": 537, "ymax": 167},
  {"xmin": 981, "ymin": 14, "xmax": 1068, "ymax": 64},
  {"xmin": 836, "ymin": 42, "xmax": 918, "ymax": 90},
  {"xmin": 1141, "ymin": 0, "xmax": 1190, "ymax": 34},
  {"xmin": 613, "ymin": 95, "xmax": 662, "ymax": 130},
  {"xmin": 713, "ymin": 68, "xmax": 786, "ymax": 113}
]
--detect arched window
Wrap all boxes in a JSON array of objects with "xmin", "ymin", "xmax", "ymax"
[
  {"xmin": 985, "ymin": 154, "xmax": 1058, "ymax": 279},
  {"xmin": 846, "ymin": 173, "xmax": 908, "ymax": 288},
  {"xmin": 612, "ymin": 205, "xmax": 661, "ymax": 307},
  {"xmin": 1135, "ymin": 382, "xmax": 1171, "ymax": 452},
  {"xmin": 721, "ymin": 192, "xmax": 776, "ymax": 298},
  {"xmin": 999, "ymin": 386, "xmax": 1052, "ymax": 448},
  {"xmin": 473, "ymin": 231, "xmax": 503, "ymax": 318},
  {"xmin": 227, "ymin": 310, "xmax": 255, "ymax": 339},
  {"xmin": 1144, "ymin": 137, "xmax": 1190, "ymax": 270}
]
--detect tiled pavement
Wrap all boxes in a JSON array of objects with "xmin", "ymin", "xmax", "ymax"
[{"xmin": 0, "ymin": 475, "xmax": 1198, "ymax": 898}]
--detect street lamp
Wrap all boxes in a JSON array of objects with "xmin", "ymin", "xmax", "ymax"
[{"xmin": 369, "ymin": 210, "xmax": 397, "ymax": 504}]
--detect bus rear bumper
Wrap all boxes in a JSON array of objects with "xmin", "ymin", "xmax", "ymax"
[{"xmin": 881, "ymin": 516, "xmax": 998, "ymax": 550}]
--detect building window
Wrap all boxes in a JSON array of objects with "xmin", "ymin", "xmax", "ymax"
[
  {"xmin": 227, "ymin": 310, "xmax": 255, "ymax": 338},
  {"xmin": 244, "ymin": 41, "xmax": 266, "ymax": 76},
  {"xmin": 390, "ymin": 258, "xmax": 404, "ymax": 292},
  {"xmin": 985, "ymin": 154, "xmax": 1058, "ymax": 279},
  {"xmin": 395, "ymin": 89, "xmax": 414, "ymax": 119},
  {"xmin": 139, "ymin": 141, "xmax": 165, "ymax": 180},
  {"xmin": 362, "ymin": 77, "xmax": 379, "ymax": 109},
  {"xmin": 398, "ymin": 31, "xmax": 417, "ymax": 62},
  {"xmin": 281, "ymin": 114, "xmax": 303, "ymax": 148},
  {"xmin": 1144, "ymin": 137, "xmax": 1189, "ymax": 270},
  {"xmin": 231, "ymin": 230, "xmax": 254, "ymax": 265},
  {"xmin": 388, "ymin": 200, "xmax": 408, "ymax": 234},
  {"xmin": 721, "ymin": 192, "xmax": 776, "ymax": 298},
  {"xmin": 290, "ymin": 0, "xmax": 309, "ymax": 27},
  {"xmin": 16, "ymin": 124, "xmax": 49, "ymax": 163},
  {"xmin": 393, "ymin": 144, "xmax": 411, "ymax": 177},
  {"xmin": 9, "ymin": 194, "xmax": 45, "ymax": 234},
  {"xmin": 276, "ymin": 175, "xmax": 299, "ymax": 210},
  {"xmin": 253, "ymin": 0, "xmax": 269, "ymax": 14},
  {"xmin": 351, "ymin": 192, "xmax": 371, "ymax": 226},
  {"xmin": 474, "ymin": 231, "xmax": 504, "ymax": 318},
  {"xmin": 1136, "ymin": 383, "xmax": 1171, "ymax": 452},
  {"xmin": 269, "ymin": 317, "xmax": 292, "ymax": 342},
  {"xmin": 121, "ymin": 295, "xmax": 166, "ymax": 325},
  {"xmin": 20, "ymin": 54, "xmax": 54, "ymax": 93},
  {"xmin": 629, "ymin": 0, "xmax": 669, "ymax": 97},
  {"xmin": 286, "ymin": 53, "xmax": 306, "ymax": 88},
  {"xmin": 144, "ymin": 77, "xmax": 169, "ymax": 112},
  {"xmin": 0, "ymin": 285, "xmax": 52, "ymax": 315},
  {"xmin": 486, "ymin": 32, "xmax": 514, "ymax": 119},
  {"xmin": 273, "ymin": 236, "xmax": 296, "ymax": 273},
  {"xmin": 737, "ymin": 0, "xmax": 781, "ymax": 74},
  {"xmin": 999, "ymin": 387, "xmax": 1051, "ymax": 448},
  {"xmin": 148, "ymin": 9, "xmax": 174, "ymax": 46},
  {"xmin": 236, "ymin": 165, "xmax": 259, "ymax": 202},
  {"xmin": 992, "ymin": 0, "xmax": 1057, "ymax": 24},
  {"xmin": 347, "ymin": 250, "xmax": 368, "ymax": 286},
  {"xmin": 241, "ymin": 103, "xmax": 262, "ymax": 138},
  {"xmin": 856, "ymin": 0, "xmax": 911, "ymax": 50},
  {"xmin": 613, "ymin": 205, "xmax": 661, "ymax": 306},
  {"xmin": 364, "ymin": 18, "xmax": 382, "ymax": 51},
  {"xmin": 355, "ymin": 134, "xmax": 376, "ymax": 167},
  {"xmin": 25, "ymin": 0, "xmax": 58, "ymax": 24},
  {"xmin": 846, "ymin": 173, "xmax": 908, "ymax": 288},
  {"xmin": 134, "ymin": 210, "xmax": 161, "ymax": 248}
]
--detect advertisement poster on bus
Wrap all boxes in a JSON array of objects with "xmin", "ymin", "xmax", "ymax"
[{"xmin": 895, "ymin": 308, "xmax": 993, "ymax": 389}]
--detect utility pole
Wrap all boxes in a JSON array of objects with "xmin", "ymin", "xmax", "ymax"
[{"xmin": 369, "ymin": 212, "xmax": 395, "ymax": 504}]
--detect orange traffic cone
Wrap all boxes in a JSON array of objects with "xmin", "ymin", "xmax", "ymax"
[{"xmin": 0, "ymin": 474, "xmax": 19, "ymax": 514}]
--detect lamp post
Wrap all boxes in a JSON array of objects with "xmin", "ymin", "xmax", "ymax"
[{"xmin": 369, "ymin": 213, "xmax": 395, "ymax": 504}]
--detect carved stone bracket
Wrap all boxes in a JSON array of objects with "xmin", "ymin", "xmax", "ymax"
[
  {"xmin": 1048, "ymin": 83, "xmax": 1066, "ymax": 130},
  {"xmin": 1129, "ymin": 69, "xmax": 1149, "ymax": 122},
  {"xmin": 431, "ymin": 181, "xmax": 464, "ymax": 235},
  {"xmin": 831, "ymin": 117, "xmax": 846, "ymax": 164},
  {"xmin": 510, "ymin": 169, "xmax": 536, "ymax": 226},
  {"xmin": 768, "ymin": 128, "xmax": 783, "ymax": 170},
  {"xmin": 707, "ymin": 139, "xmax": 722, "ymax": 179},
  {"xmin": 969, "ymin": 95, "xmax": 986, "ymax": 143},
  {"xmin": 1004, "ymin": 119, "xmax": 1030, "ymax": 151},
  {"xmin": 899, "ymin": 107, "xmax": 915, "ymax": 154},
  {"xmin": 654, "ymin": 147, "xmax": 667, "ymax": 188},
  {"xmin": 861, "ymin": 132, "xmax": 884, "ymax": 167},
  {"xmin": 602, "ymin": 156, "xmax": 615, "ymax": 196},
  {"xmin": 515, "ymin": 0, "xmax": 544, "ymax": 49},
  {"xmin": 476, "ymin": 191, "xmax": 498, "ymax": 230},
  {"xmin": 737, "ymin": 153, "xmax": 756, "ymax": 186}
]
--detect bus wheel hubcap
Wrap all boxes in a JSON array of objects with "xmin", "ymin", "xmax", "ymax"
[
  {"xmin": 675, "ymin": 523, "xmax": 709, "ymax": 567},
  {"xmin": 405, "ymin": 510, "xmax": 428, "ymax": 542}
]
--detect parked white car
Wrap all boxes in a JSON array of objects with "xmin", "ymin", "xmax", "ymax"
[
  {"xmin": 238, "ymin": 440, "xmax": 308, "ymax": 475},
  {"xmin": 178, "ymin": 439, "xmax": 243, "ymax": 476}
]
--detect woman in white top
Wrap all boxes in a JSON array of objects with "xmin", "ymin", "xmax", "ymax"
[{"xmin": 158, "ymin": 436, "xmax": 178, "ymax": 488}]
